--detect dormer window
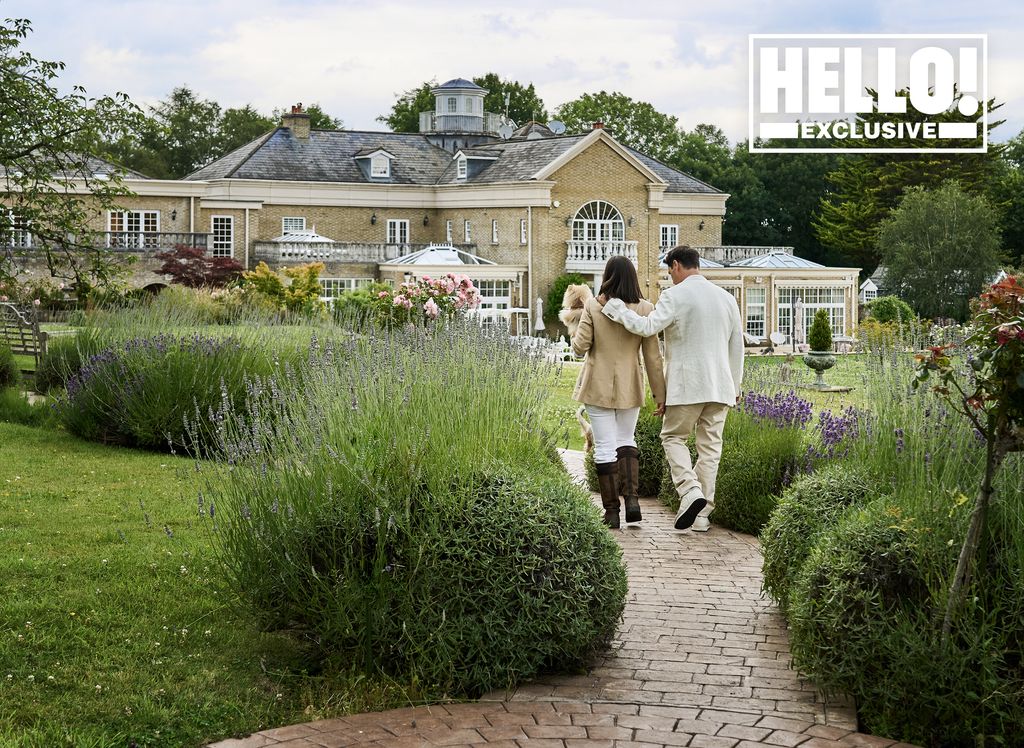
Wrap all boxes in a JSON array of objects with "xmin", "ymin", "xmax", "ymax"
[
  {"xmin": 371, "ymin": 155, "xmax": 390, "ymax": 178},
  {"xmin": 456, "ymin": 156, "xmax": 467, "ymax": 180}
]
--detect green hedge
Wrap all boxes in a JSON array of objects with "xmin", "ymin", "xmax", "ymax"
[
  {"xmin": 0, "ymin": 342, "xmax": 19, "ymax": 389},
  {"xmin": 761, "ymin": 463, "xmax": 875, "ymax": 610}
]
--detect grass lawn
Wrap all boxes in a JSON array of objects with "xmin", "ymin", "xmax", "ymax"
[{"xmin": 0, "ymin": 423, "xmax": 410, "ymax": 748}]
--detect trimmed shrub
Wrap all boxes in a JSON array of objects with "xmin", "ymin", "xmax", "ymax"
[
  {"xmin": 761, "ymin": 463, "xmax": 874, "ymax": 610},
  {"xmin": 867, "ymin": 295, "xmax": 916, "ymax": 325},
  {"xmin": 807, "ymin": 308, "xmax": 833, "ymax": 351},
  {"xmin": 545, "ymin": 273, "xmax": 588, "ymax": 326},
  {"xmin": 35, "ymin": 330, "xmax": 106, "ymax": 392},
  {"xmin": 787, "ymin": 499, "xmax": 1024, "ymax": 743},
  {"xmin": 59, "ymin": 333, "xmax": 288, "ymax": 451},
  {"xmin": 0, "ymin": 342, "xmax": 19, "ymax": 388},
  {"xmin": 584, "ymin": 404, "xmax": 666, "ymax": 496},
  {"xmin": 200, "ymin": 319, "xmax": 626, "ymax": 697}
]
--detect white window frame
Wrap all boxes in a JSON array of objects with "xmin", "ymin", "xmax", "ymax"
[
  {"xmin": 745, "ymin": 287, "xmax": 766, "ymax": 339},
  {"xmin": 456, "ymin": 156, "xmax": 467, "ymax": 180},
  {"xmin": 464, "ymin": 219, "xmax": 472, "ymax": 243},
  {"xmin": 491, "ymin": 219, "xmax": 499, "ymax": 244},
  {"xmin": 5, "ymin": 210, "xmax": 32, "ymax": 248},
  {"xmin": 386, "ymin": 219, "xmax": 409, "ymax": 245},
  {"xmin": 211, "ymin": 215, "xmax": 233, "ymax": 257},
  {"xmin": 447, "ymin": 97, "xmax": 457, "ymax": 113},
  {"xmin": 370, "ymin": 155, "xmax": 390, "ymax": 178},
  {"xmin": 445, "ymin": 219, "xmax": 453, "ymax": 243},
  {"xmin": 660, "ymin": 224, "xmax": 679, "ymax": 250},
  {"xmin": 319, "ymin": 277, "xmax": 374, "ymax": 305},
  {"xmin": 282, "ymin": 216, "xmax": 306, "ymax": 234},
  {"xmin": 520, "ymin": 218, "xmax": 527, "ymax": 245},
  {"xmin": 109, "ymin": 210, "xmax": 160, "ymax": 248},
  {"xmin": 475, "ymin": 279, "xmax": 513, "ymax": 311},
  {"xmin": 777, "ymin": 287, "xmax": 847, "ymax": 338}
]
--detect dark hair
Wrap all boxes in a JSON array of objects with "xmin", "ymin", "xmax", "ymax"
[
  {"xmin": 664, "ymin": 245, "xmax": 700, "ymax": 270},
  {"xmin": 599, "ymin": 255, "xmax": 642, "ymax": 303}
]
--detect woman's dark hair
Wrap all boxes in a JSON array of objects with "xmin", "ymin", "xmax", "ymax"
[{"xmin": 599, "ymin": 255, "xmax": 642, "ymax": 303}]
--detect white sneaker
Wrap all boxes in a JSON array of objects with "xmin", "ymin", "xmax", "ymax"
[
  {"xmin": 691, "ymin": 516, "xmax": 711, "ymax": 532},
  {"xmin": 674, "ymin": 488, "xmax": 707, "ymax": 530}
]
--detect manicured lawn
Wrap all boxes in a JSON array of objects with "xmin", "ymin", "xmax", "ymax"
[{"xmin": 0, "ymin": 423, "xmax": 409, "ymax": 748}]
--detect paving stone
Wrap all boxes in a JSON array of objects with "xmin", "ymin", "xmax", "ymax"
[
  {"xmin": 689, "ymin": 736, "xmax": 741, "ymax": 748},
  {"xmin": 716, "ymin": 724, "xmax": 772, "ymax": 742},
  {"xmin": 762, "ymin": 729, "xmax": 812, "ymax": 746}
]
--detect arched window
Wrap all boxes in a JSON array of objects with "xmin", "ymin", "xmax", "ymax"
[{"xmin": 571, "ymin": 200, "xmax": 625, "ymax": 243}]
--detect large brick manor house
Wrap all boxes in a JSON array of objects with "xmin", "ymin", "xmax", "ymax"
[{"xmin": 6, "ymin": 78, "xmax": 859, "ymax": 339}]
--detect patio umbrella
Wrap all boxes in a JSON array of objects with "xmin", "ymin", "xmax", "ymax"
[
  {"xmin": 793, "ymin": 298, "xmax": 805, "ymax": 346},
  {"xmin": 534, "ymin": 297, "xmax": 546, "ymax": 335}
]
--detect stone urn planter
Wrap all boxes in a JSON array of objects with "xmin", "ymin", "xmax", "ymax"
[
  {"xmin": 802, "ymin": 350, "xmax": 836, "ymax": 389},
  {"xmin": 803, "ymin": 309, "xmax": 836, "ymax": 389}
]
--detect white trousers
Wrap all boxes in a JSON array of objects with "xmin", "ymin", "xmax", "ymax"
[{"xmin": 585, "ymin": 404, "xmax": 640, "ymax": 464}]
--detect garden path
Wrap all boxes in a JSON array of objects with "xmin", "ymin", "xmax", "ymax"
[{"xmin": 209, "ymin": 450, "xmax": 915, "ymax": 748}]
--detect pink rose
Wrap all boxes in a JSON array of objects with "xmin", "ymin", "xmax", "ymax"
[
  {"xmin": 424, "ymin": 298, "xmax": 439, "ymax": 319},
  {"xmin": 33, "ymin": 299, "xmax": 41, "ymax": 306},
  {"xmin": 378, "ymin": 291, "xmax": 390, "ymax": 298},
  {"xmin": 0, "ymin": 295, "xmax": 7, "ymax": 302},
  {"xmin": 393, "ymin": 294, "xmax": 407, "ymax": 307}
]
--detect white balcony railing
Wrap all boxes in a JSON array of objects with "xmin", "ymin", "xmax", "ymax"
[
  {"xmin": 565, "ymin": 240, "xmax": 638, "ymax": 271},
  {"xmin": 253, "ymin": 242, "xmax": 479, "ymax": 264},
  {"xmin": 692, "ymin": 246, "xmax": 793, "ymax": 264}
]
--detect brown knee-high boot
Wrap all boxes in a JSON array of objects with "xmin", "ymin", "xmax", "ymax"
[
  {"xmin": 595, "ymin": 461, "xmax": 620, "ymax": 529},
  {"xmin": 617, "ymin": 445, "xmax": 642, "ymax": 523}
]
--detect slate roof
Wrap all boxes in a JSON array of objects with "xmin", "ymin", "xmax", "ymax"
[
  {"xmin": 435, "ymin": 78, "xmax": 486, "ymax": 90},
  {"xmin": 186, "ymin": 129, "xmax": 452, "ymax": 184},
  {"xmin": 1, "ymin": 154, "xmax": 149, "ymax": 181},
  {"xmin": 185, "ymin": 128, "xmax": 720, "ymax": 194}
]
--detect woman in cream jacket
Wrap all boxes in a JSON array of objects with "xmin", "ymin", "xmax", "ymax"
[{"xmin": 571, "ymin": 255, "xmax": 666, "ymax": 528}]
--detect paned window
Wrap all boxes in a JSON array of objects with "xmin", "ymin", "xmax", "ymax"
[
  {"xmin": 386, "ymin": 219, "xmax": 409, "ymax": 245},
  {"xmin": 211, "ymin": 216, "xmax": 233, "ymax": 257},
  {"xmin": 456, "ymin": 157, "xmax": 467, "ymax": 179},
  {"xmin": 447, "ymin": 97, "xmax": 457, "ymax": 113},
  {"xmin": 370, "ymin": 155, "xmax": 390, "ymax": 178},
  {"xmin": 660, "ymin": 224, "xmax": 679, "ymax": 249},
  {"xmin": 520, "ymin": 218, "xmax": 528, "ymax": 244},
  {"xmin": 571, "ymin": 200, "xmax": 625, "ymax": 243},
  {"xmin": 491, "ymin": 219, "xmax": 498, "ymax": 244},
  {"xmin": 476, "ymin": 279, "xmax": 512, "ymax": 310},
  {"xmin": 464, "ymin": 219, "xmax": 472, "ymax": 242},
  {"xmin": 5, "ymin": 211, "xmax": 31, "ymax": 248},
  {"xmin": 777, "ymin": 287, "xmax": 847, "ymax": 338},
  {"xmin": 745, "ymin": 287, "xmax": 766, "ymax": 338},
  {"xmin": 319, "ymin": 278, "xmax": 373, "ymax": 305},
  {"xmin": 282, "ymin": 216, "xmax": 305, "ymax": 234},
  {"xmin": 445, "ymin": 219, "xmax": 453, "ymax": 242},
  {"xmin": 109, "ymin": 210, "xmax": 159, "ymax": 248}
]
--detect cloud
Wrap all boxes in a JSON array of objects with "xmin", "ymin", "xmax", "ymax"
[{"xmin": 6, "ymin": 0, "xmax": 1023, "ymax": 142}]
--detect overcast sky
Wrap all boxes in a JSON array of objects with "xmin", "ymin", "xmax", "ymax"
[{"xmin": 7, "ymin": 0, "xmax": 1023, "ymax": 143}]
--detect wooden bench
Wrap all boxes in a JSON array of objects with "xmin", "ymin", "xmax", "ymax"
[{"xmin": 1, "ymin": 302, "xmax": 48, "ymax": 374}]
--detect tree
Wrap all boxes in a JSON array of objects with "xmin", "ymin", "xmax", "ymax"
[
  {"xmin": 377, "ymin": 80, "xmax": 435, "ymax": 133},
  {"xmin": 988, "ymin": 127, "xmax": 1024, "ymax": 266},
  {"xmin": 155, "ymin": 245, "xmax": 243, "ymax": 288},
  {"xmin": 147, "ymin": 86, "xmax": 222, "ymax": 177},
  {"xmin": 866, "ymin": 295, "xmax": 916, "ymax": 324},
  {"xmin": 555, "ymin": 91, "xmax": 679, "ymax": 161},
  {"xmin": 377, "ymin": 74, "xmax": 546, "ymax": 134},
  {"xmin": 878, "ymin": 181, "xmax": 1003, "ymax": 321},
  {"xmin": 274, "ymin": 102, "xmax": 343, "ymax": 131},
  {"xmin": 0, "ymin": 16, "xmax": 141, "ymax": 291},
  {"xmin": 815, "ymin": 89, "xmax": 1004, "ymax": 272},
  {"xmin": 219, "ymin": 105, "xmax": 275, "ymax": 154},
  {"xmin": 473, "ymin": 73, "xmax": 547, "ymax": 125}
]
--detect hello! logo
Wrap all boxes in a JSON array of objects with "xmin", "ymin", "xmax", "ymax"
[{"xmin": 749, "ymin": 34, "xmax": 987, "ymax": 153}]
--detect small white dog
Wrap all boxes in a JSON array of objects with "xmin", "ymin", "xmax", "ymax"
[{"xmin": 557, "ymin": 283, "xmax": 594, "ymax": 340}]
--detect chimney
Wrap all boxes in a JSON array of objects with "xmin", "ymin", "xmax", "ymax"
[
  {"xmin": 592, "ymin": 121, "xmax": 604, "ymax": 130},
  {"xmin": 281, "ymin": 103, "xmax": 311, "ymax": 140}
]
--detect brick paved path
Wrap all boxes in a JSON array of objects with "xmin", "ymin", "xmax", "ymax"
[{"xmin": 210, "ymin": 451, "xmax": 914, "ymax": 748}]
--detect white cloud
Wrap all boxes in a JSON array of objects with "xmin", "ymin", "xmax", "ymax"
[{"xmin": 7, "ymin": 0, "xmax": 1023, "ymax": 142}]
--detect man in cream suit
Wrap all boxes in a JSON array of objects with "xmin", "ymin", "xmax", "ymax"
[{"xmin": 602, "ymin": 245, "xmax": 743, "ymax": 531}]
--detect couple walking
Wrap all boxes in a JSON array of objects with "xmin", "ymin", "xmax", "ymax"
[{"xmin": 571, "ymin": 246, "xmax": 744, "ymax": 531}]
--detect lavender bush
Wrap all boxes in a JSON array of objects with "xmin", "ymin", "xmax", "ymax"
[{"xmin": 195, "ymin": 318, "xmax": 627, "ymax": 697}]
